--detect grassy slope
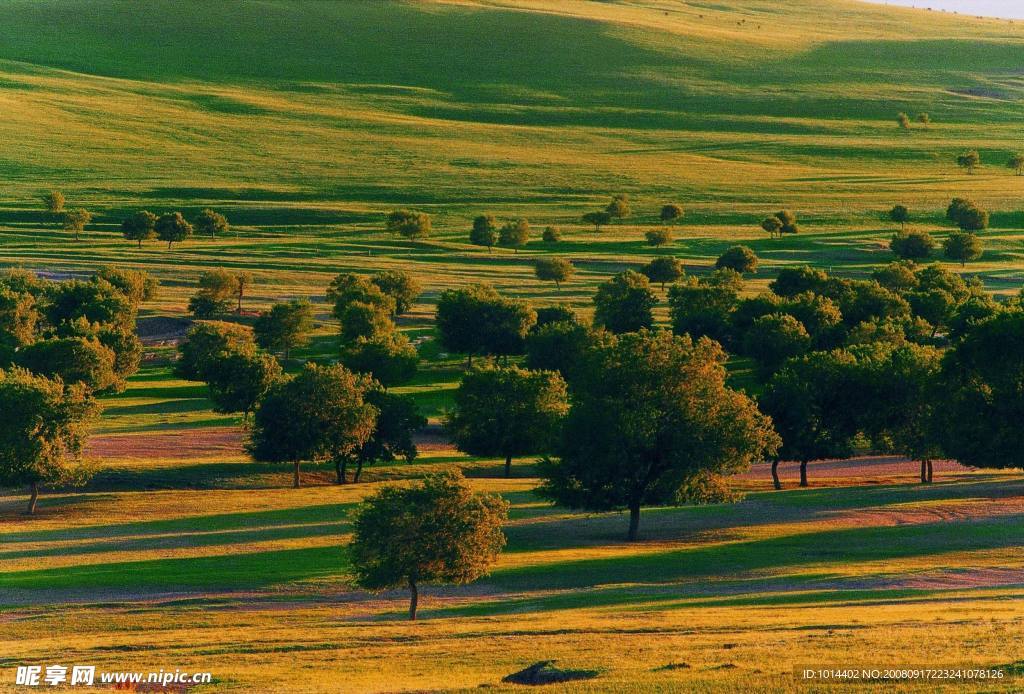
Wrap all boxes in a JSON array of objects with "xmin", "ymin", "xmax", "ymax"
[{"xmin": 3, "ymin": 2, "xmax": 1024, "ymax": 691}]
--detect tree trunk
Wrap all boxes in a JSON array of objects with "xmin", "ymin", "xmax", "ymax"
[
  {"xmin": 168, "ymin": 240, "xmax": 173, "ymax": 249},
  {"xmin": 504, "ymin": 454, "xmax": 512, "ymax": 478},
  {"xmin": 354, "ymin": 459, "xmax": 364, "ymax": 483},
  {"xmin": 408, "ymin": 578, "xmax": 419, "ymax": 621},
  {"xmin": 467, "ymin": 353, "xmax": 473, "ymax": 368},
  {"xmin": 26, "ymin": 482, "xmax": 38, "ymax": 515},
  {"xmin": 138, "ymin": 239, "xmax": 143, "ymax": 248},
  {"xmin": 927, "ymin": 459, "xmax": 934, "ymax": 483},
  {"xmin": 335, "ymin": 458, "xmax": 347, "ymax": 484},
  {"xmin": 627, "ymin": 501, "xmax": 641, "ymax": 542},
  {"xmin": 237, "ymin": 292, "xmax": 243, "ymax": 314},
  {"xmin": 920, "ymin": 459, "xmax": 928, "ymax": 484},
  {"xmin": 799, "ymin": 460, "xmax": 808, "ymax": 488},
  {"xmin": 771, "ymin": 459, "xmax": 781, "ymax": 490},
  {"xmin": 293, "ymin": 461, "xmax": 301, "ymax": 488}
]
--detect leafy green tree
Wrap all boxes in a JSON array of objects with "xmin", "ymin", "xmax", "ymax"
[
  {"xmin": 534, "ymin": 257, "xmax": 574, "ymax": 290},
  {"xmin": 188, "ymin": 269, "xmax": 239, "ymax": 318},
  {"xmin": 640, "ymin": 256, "xmax": 683, "ymax": 289},
  {"xmin": 63, "ymin": 208, "xmax": 92, "ymax": 241},
  {"xmin": 498, "ymin": 218, "xmax": 530, "ymax": 253},
  {"xmin": 539, "ymin": 330, "xmax": 778, "ymax": 540},
  {"xmin": 386, "ymin": 209, "xmax": 431, "ymax": 239},
  {"xmin": 890, "ymin": 229, "xmax": 935, "ymax": 261},
  {"xmin": 435, "ymin": 284, "xmax": 536, "ymax": 363},
  {"xmin": 916, "ymin": 112, "xmax": 930, "ymax": 127},
  {"xmin": 715, "ymin": 245, "xmax": 758, "ymax": 274},
  {"xmin": 206, "ymin": 350, "xmax": 282, "ymax": 419},
  {"xmin": 194, "ymin": 209, "xmax": 229, "ymax": 237},
  {"xmin": 606, "ymin": 194, "xmax": 630, "ymax": 220},
  {"xmin": 774, "ymin": 210, "xmax": 800, "ymax": 235},
  {"xmin": 743, "ymin": 313, "xmax": 811, "ymax": 379},
  {"xmin": 760, "ymin": 350, "xmax": 859, "ymax": 489},
  {"xmin": 175, "ymin": 321, "xmax": 256, "ymax": 381},
  {"xmin": 857, "ymin": 342, "xmax": 943, "ymax": 483},
  {"xmin": 889, "ymin": 204, "xmax": 910, "ymax": 230},
  {"xmin": 760, "ymin": 215, "xmax": 783, "ymax": 239},
  {"xmin": 372, "ymin": 270, "xmax": 420, "ymax": 316},
  {"xmin": 341, "ymin": 331, "xmax": 419, "ymax": 388},
  {"xmin": 660, "ymin": 204, "xmax": 684, "ymax": 224},
  {"xmin": 956, "ymin": 149, "xmax": 981, "ymax": 174},
  {"xmin": 533, "ymin": 305, "xmax": 576, "ymax": 327},
  {"xmin": 344, "ymin": 389, "xmax": 426, "ymax": 483},
  {"xmin": 1008, "ymin": 153, "xmax": 1024, "ymax": 176},
  {"xmin": 248, "ymin": 363, "xmax": 377, "ymax": 487},
  {"xmin": 872, "ymin": 260, "xmax": 919, "ymax": 293},
  {"xmin": 254, "ymin": 299, "xmax": 314, "ymax": 359},
  {"xmin": 948, "ymin": 294, "xmax": 1002, "ymax": 341},
  {"xmin": 939, "ymin": 312, "xmax": 1024, "ymax": 470},
  {"xmin": 339, "ymin": 301, "xmax": 393, "ymax": 344},
  {"xmin": 348, "ymin": 470, "xmax": 507, "ymax": 619},
  {"xmin": 943, "ymin": 232, "xmax": 983, "ymax": 267},
  {"xmin": 525, "ymin": 321, "xmax": 602, "ymax": 384},
  {"xmin": 95, "ymin": 266, "xmax": 158, "ymax": 309},
  {"xmin": 470, "ymin": 215, "xmax": 498, "ymax": 251},
  {"xmin": 17, "ymin": 336, "xmax": 120, "ymax": 393},
  {"xmin": 542, "ymin": 226, "xmax": 561, "ymax": 243},
  {"xmin": 897, "ymin": 112, "xmax": 910, "ymax": 129},
  {"xmin": 446, "ymin": 365, "xmax": 568, "ymax": 477},
  {"xmin": 46, "ymin": 278, "xmax": 135, "ymax": 333},
  {"xmin": 582, "ymin": 211, "xmax": 611, "ymax": 231},
  {"xmin": 327, "ymin": 273, "xmax": 395, "ymax": 321},
  {"xmin": 783, "ymin": 292, "xmax": 844, "ymax": 349},
  {"xmin": 769, "ymin": 266, "xmax": 829, "ymax": 298},
  {"xmin": 42, "ymin": 190, "xmax": 65, "ymax": 213},
  {"xmin": 645, "ymin": 228, "xmax": 673, "ymax": 246},
  {"xmin": 0, "ymin": 367, "xmax": 98, "ymax": 514},
  {"xmin": 0, "ymin": 288, "xmax": 39, "ymax": 362},
  {"xmin": 121, "ymin": 210, "xmax": 157, "ymax": 247},
  {"xmin": 668, "ymin": 269, "xmax": 742, "ymax": 346},
  {"xmin": 155, "ymin": 212, "xmax": 193, "ymax": 249},
  {"xmin": 837, "ymin": 279, "xmax": 911, "ymax": 328},
  {"xmin": 593, "ymin": 270, "xmax": 657, "ymax": 334}
]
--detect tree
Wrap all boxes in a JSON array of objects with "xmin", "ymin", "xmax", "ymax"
[
  {"xmin": 593, "ymin": 270, "xmax": 657, "ymax": 334},
  {"xmin": 533, "ymin": 305, "xmax": 576, "ymax": 328},
  {"xmin": 890, "ymin": 230, "xmax": 935, "ymax": 261},
  {"xmin": 435, "ymin": 284, "xmax": 536, "ymax": 363},
  {"xmin": 370, "ymin": 270, "xmax": 419, "ymax": 316},
  {"xmin": 889, "ymin": 204, "xmax": 910, "ymax": 230},
  {"xmin": 155, "ymin": 212, "xmax": 193, "ymax": 249},
  {"xmin": 872, "ymin": 260, "xmax": 919, "ymax": 293},
  {"xmin": 339, "ymin": 301, "xmax": 393, "ymax": 344},
  {"xmin": 916, "ymin": 112, "xmax": 930, "ymax": 127},
  {"xmin": 534, "ymin": 257, "xmax": 574, "ymax": 290},
  {"xmin": 668, "ymin": 270, "xmax": 742, "ymax": 346},
  {"xmin": 645, "ymin": 228, "xmax": 673, "ymax": 247},
  {"xmin": 660, "ymin": 204, "xmax": 684, "ymax": 224},
  {"xmin": 248, "ymin": 363, "xmax": 377, "ymax": 487},
  {"xmin": 582, "ymin": 211, "xmax": 611, "ymax": 231},
  {"xmin": 957, "ymin": 150, "xmax": 981, "ymax": 174},
  {"xmin": 742, "ymin": 313, "xmax": 811, "ymax": 380},
  {"xmin": 234, "ymin": 271, "xmax": 253, "ymax": 314},
  {"xmin": 254, "ymin": 299, "xmax": 314, "ymax": 359},
  {"xmin": 341, "ymin": 331, "xmax": 419, "ymax": 388},
  {"xmin": 897, "ymin": 112, "xmax": 910, "ymax": 129},
  {"xmin": 943, "ymin": 232, "xmax": 982, "ymax": 267},
  {"xmin": 446, "ymin": 365, "xmax": 568, "ymax": 477},
  {"xmin": 0, "ymin": 288, "xmax": 38, "ymax": 363},
  {"xmin": 327, "ymin": 273, "xmax": 395, "ymax": 322},
  {"xmin": 345, "ymin": 389, "xmax": 426, "ymax": 483},
  {"xmin": 63, "ymin": 208, "xmax": 92, "ymax": 241},
  {"xmin": 538, "ymin": 330, "xmax": 778, "ymax": 540},
  {"xmin": 95, "ymin": 266, "xmax": 158, "ymax": 309},
  {"xmin": 769, "ymin": 266, "xmax": 828, "ymax": 298},
  {"xmin": 470, "ymin": 215, "xmax": 498, "ymax": 252},
  {"xmin": 958, "ymin": 205, "xmax": 988, "ymax": 232},
  {"xmin": 0, "ymin": 367, "xmax": 98, "ymax": 514},
  {"xmin": 498, "ymin": 218, "xmax": 530, "ymax": 253},
  {"xmin": 188, "ymin": 269, "xmax": 239, "ymax": 318},
  {"xmin": 46, "ymin": 277, "xmax": 136, "ymax": 333},
  {"xmin": 605, "ymin": 194, "xmax": 630, "ymax": 220},
  {"xmin": 42, "ymin": 191, "xmax": 65, "ymax": 213},
  {"xmin": 194, "ymin": 209, "xmax": 229, "ymax": 238},
  {"xmin": 774, "ymin": 210, "xmax": 799, "ymax": 235},
  {"xmin": 760, "ymin": 216, "xmax": 783, "ymax": 240},
  {"xmin": 525, "ymin": 321, "xmax": 602, "ymax": 384},
  {"xmin": 715, "ymin": 245, "xmax": 758, "ymax": 274},
  {"xmin": 940, "ymin": 312, "xmax": 1024, "ymax": 470},
  {"xmin": 1008, "ymin": 153, "xmax": 1024, "ymax": 176},
  {"xmin": 857, "ymin": 343, "xmax": 943, "ymax": 483},
  {"xmin": 542, "ymin": 226, "xmax": 561, "ymax": 243},
  {"xmin": 640, "ymin": 256, "xmax": 683, "ymax": 289},
  {"xmin": 17, "ymin": 337, "xmax": 120, "ymax": 393},
  {"xmin": 175, "ymin": 321, "xmax": 256, "ymax": 381},
  {"xmin": 386, "ymin": 209, "xmax": 431, "ymax": 240},
  {"xmin": 348, "ymin": 470, "xmax": 507, "ymax": 619},
  {"xmin": 121, "ymin": 210, "xmax": 158, "ymax": 247},
  {"xmin": 760, "ymin": 350, "xmax": 859, "ymax": 489},
  {"xmin": 206, "ymin": 350, "xmax": 282, "ymax": 419}
]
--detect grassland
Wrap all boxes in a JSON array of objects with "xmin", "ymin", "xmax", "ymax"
[{"xmin": 3, "ymin": 0, "xmax": 1024, "ymax": 692}]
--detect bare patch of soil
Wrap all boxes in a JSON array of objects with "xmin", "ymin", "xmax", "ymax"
[{"xmin": 87, "ymin": 427, "xmax": 244, "ymax": 461}]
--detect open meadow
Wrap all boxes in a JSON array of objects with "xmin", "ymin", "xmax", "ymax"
[{"xmin": 3, "ymin": 1, "xmax": 1024, "ymax": 691}]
